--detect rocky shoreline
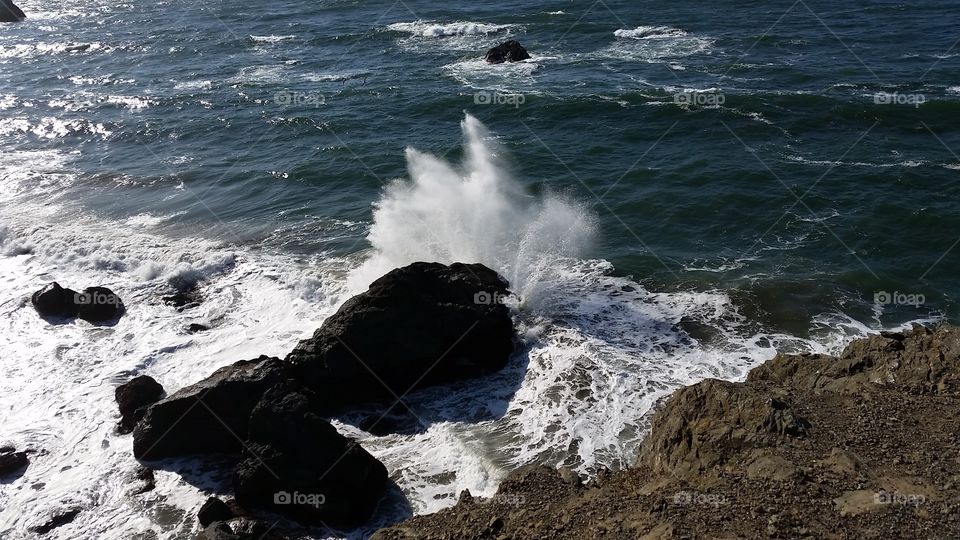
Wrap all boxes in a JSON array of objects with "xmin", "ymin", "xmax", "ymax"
[
  {"xmin": 17, "ymin": 260, "xmax": 959, "ymax": 538},
  {"xmin": 374, "ymin": 325, "xmax": 960, "ymax": 539}
]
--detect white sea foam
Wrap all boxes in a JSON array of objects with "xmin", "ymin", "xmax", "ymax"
[
  {"xmin": 387, "ymin": 21, "xmax": 511, "ymax": 38},
  {"xmin": 250, "ymin": 34, "xmax": 295, "ymax": 43},
  {"xmin": 614, "ymin": 25, "xmax": 689, "ymax": 39},
  {"xmin": 602, "ymin": 25, "xmax": 714, "ymax": 61},
  {"xmin": 441, "ymin": 58, "xmax": 540, "ymax": 93},
  {"xmin": 387, "ymin": 21, "xmax": 521, "ymax": 54}
]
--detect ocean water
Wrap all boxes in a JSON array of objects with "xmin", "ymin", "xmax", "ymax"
[{"xmin": 0, "ymin": 0, "xmax": 957, "ymax": 538}]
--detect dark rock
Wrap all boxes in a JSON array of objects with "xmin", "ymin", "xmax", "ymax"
[
  {"xmin": 75, "ymin": 286, "xmax": 125, "ymax": 322},
  {"xmin": 197, "ymin": 519, "xmax": 288, "ymax": 540},
  {"xmin": 0, "ymin": 0, "xmax": 25, "ymax": 23},
  {"xmin": 132, "ymin": 356, "xmax": 288, "ymax": 460},
  {"xmin": 187, "ymin": 323, "xmax": 210, "ymax": 333},
  {"xmin": 30, "ymin": 508, "xmax": 80, "ymax": 534},
  {"xmin": 162, "ymin": 288, "xmax": 202, "ymax": 309},
  {"xmin": 286, "ymin": 262, "xmax": 515, "ymax": 412},
  {"xmin": 0, "ymin": 447, "xmax": 29, "ymax": 478},
  {"xmin": 116, "ymin": 375, "xmax": 164, "ymax": 434},
  {"xmin": 132, "ymin": 466, "xmax": 155, "ymax": 494},
  {"xmin": 31, "ymin": 282, "xmax": 80, "ymax": 319},
  {"xmin": 198, "ymin": 497, "xmax": 236, "ymax": 527},
  {"xmin": 485, "ymin": 40, "xmax": 531, "ymax": 64},
  {"xmin": 233, "ymin": 382, "xmax": 388, "ymax": 528}
]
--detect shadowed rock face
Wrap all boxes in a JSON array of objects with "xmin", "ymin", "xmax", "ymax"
[
  {"xmin": 132, "ymin": 356, "xmax": 288, "ymax": 460},
  {"xmin": 0, "ymin": 0, "xmax": 25, "ymax": 23},
  {"xmin": 286, "ymin": 262, "xmax": 516, "ymax": 412},
  {"xmin": 115, "ymin": 375, "xmax": 164, "ymax": 434},
  {"xmin": 31, "ymin": 282, "xmax": 80, "ymax": 319},
  {"xmin": 0, "ymin": 447, "xmax": 29, "ymax": 478},
  {"xmin": 233, "ymin": 382, "xmax": 388, "ymax": 529},
  {"xmin": 372, "ymin": 324, "xmax": 960, "ymax": 539}
]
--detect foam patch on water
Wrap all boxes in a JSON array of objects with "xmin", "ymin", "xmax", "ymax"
[
  {"xmin": 601, "ymin": 25, "xmax": 714, "ymax": 61},
  {"xmin": 250, "ymin": 35, "xmax": 295, "ymax": 43},
  {"xmin": 441, "ymin": 58, "xmax": 541, "ymax": 93},
  {"xmin": 614, "ymin": 25, "xmax": 689, "ymax": 39}
]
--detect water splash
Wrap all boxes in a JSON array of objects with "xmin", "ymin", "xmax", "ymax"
[{"xmin": 349, "ymin": 114, "xmax": 596, "ymax": 306}]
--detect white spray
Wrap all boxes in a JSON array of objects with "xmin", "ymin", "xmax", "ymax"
[{"xmin": 349, "ymin": 114, "xmax": 596, "ymax": 305}]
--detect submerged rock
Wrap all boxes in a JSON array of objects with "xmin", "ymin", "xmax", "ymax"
[
  {"xmin": 0, "ymin": 0, "xmax": 25, "ymax": 23},
  {"xmin": 30, "ymin": 508, "xmax": 81, "ymax": 535},
  {"xmin": 115, "ymin": 375, "xmax": 164, "ymax": 434},
  {"xmin": 233, "ymin": 382, "xmax": 388, "ymax": 528},
  {"xmin": 132, "ymin": 356, "xmax": 288, "ymax": 460},
  {"xmin": 286, "ymin": 262, "xmax": 515, "ymax": 412},
  {"xmin": 484, "ymin": 40, "xmax": 530, "ymax": 63}
]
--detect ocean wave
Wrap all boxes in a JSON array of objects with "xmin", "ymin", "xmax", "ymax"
[
  {"xmin": 614, "ymin": 25, "xmax": 688, "ymax": 39},
  {"xmin": 250, "ymin": 34, "xmax": 295, "ymax": 43},
  {"xmin": 0, "ymin": 41, "xmax": 112, "ymax": 59},
  {"xmin": 0, "ymin": 117, "xmax": 113, "ymax": 139},
  {"xmin": 387, "ymin": 21, "xmax": 512, "ymax": 38}
]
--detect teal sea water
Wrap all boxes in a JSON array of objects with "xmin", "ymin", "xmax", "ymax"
[{"xmin": 0, "ymin": 1, "xmax": 958, "ymax": 538}]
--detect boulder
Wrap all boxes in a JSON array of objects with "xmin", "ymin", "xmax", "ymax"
[
  {"xmin": 0, "ymin": 0, "xmax": 25, "ymax": 23},
  {"xmin": 0, "ymin": 447, "xmax": 29, "ymax": 478},
  {"xmin": 31, "ymin": 282, "xmax": 81, "ymax": 319},
  {"xmin": 115, "ymin": 375, "xmax": 164, "ymax": 434},
  {"xmin": 198, "ymin": 497, "xmax": 236, "ymax": 527},
  {"xmin": 484, "ymin": 40, "xmax": 531, "ymax": 64},
  {"xmin": 132, "ymin": 356, "xmax": 289, "ymax": 460},
  {"xmin": 286, "ymin": 262, "xmax": 515, "ymax": 412},
  {"xmin": 75, "ymin": 286, "xmax": 125, "ymax": 322},
  {"xmin": 233, "ymin": 382, "xmax": 388, "ymax": 528},
  {"xmin": 31, "ymin": 282, "xmax": 125, "ymax": 322}
]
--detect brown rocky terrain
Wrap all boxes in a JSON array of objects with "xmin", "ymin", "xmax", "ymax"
[{"xmin": 373, "ymin": 324, "xmax": 960, "ymax": 539}]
